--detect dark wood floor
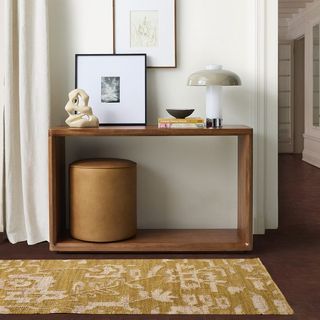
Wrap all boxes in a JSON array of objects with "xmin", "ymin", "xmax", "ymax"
[{"xmin": 0, "ymin": 154, "xmax": 319, "ymax": 319}]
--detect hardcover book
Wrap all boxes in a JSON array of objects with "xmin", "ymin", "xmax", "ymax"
[
  {"xmin": 158, "ymin": 117, "xmax": 204, "ymax": 124},
  {"xmin": 158, "ymin": 123, "xmax": 205, "ymax": 128}
]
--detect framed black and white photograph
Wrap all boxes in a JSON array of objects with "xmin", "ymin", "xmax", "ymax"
[
  {"xmin": 75, "ymin": 54, "xmax": 146, "ymax": 125},
  {"xmin": 113, "ymin": 0, "xmax": 176, "ymax": 68},
  {"xmin": 101, "ymin": 77, "xmax": 120, "ymax": 103}
]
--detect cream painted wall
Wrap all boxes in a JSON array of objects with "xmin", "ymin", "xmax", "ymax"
[
  {"xmin": 49, "ymin": 0, "xmax": 278, "ymax": 232},
  {"xmin": 264, "ymin": 0, "xmax": 279, "ymax": 230},
  {"xmin": 0, "ymin": 0, "xmax": 4, "ymax": 233}
]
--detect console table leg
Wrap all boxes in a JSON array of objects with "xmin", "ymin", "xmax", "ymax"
[
  {"xmin": 49, "ymin": 135, "xmax": 66, "ymax": 249},
  {"xmin": 238, "ymin": 134, "xmax": 253, "ymax": 250}
]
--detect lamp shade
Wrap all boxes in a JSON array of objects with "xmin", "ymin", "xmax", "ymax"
[
  {"xmin": 188, "ymin": 65, "xmax": 241, "ymax": 87},
  {"xmin": 187, "ymin": 65, "xmax": 242, "ymax": 128}
]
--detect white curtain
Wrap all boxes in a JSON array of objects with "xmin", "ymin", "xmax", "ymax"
[
  {"xmin": 4, "ymin": 0, "xmax": 50, "ymax": 244},
  {"xmin": 0, "ymin": 0, "xmax": 4, "ymax": 234}
]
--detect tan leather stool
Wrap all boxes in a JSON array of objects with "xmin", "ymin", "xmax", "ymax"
[{"xmin": 70, "ymin": 159, "xmax": 137, "ymax": 242}]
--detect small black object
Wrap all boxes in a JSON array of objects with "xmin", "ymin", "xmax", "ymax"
[
  {"xmin": 206, "ymin": 118, "xmax": 223, "ymax": 128},
  {"xmin": 166, "ymin": 109, "xmax": 195, "ymax": 119}
]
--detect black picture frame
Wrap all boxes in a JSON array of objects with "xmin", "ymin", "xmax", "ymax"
[{"xmin": 75, "ymin": 54, "xmax": 147, "ymax": 126}]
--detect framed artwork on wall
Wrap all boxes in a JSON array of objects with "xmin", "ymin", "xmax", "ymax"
[
  {"xmin": 75, "ymin": 54, "xmax": 147, "ymax": 125},
  {"xmin": 113, "ymin": 0, "xmax": 176, "ymax": 68}
]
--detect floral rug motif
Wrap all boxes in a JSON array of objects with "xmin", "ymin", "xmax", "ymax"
[{"xmin": 0, "ymin": 258, "xmax": 293, "ymax": 315}]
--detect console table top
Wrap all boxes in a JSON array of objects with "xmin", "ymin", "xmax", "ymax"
[{"xmin": 49, "ymin": 125, "xmax": 253, "ymax": 137}]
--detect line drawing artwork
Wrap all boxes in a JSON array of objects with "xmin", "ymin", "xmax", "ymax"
[
  {"xmin": 101, "ymin": 77, "xmax": 120, "ymax": 103},
  {"xmin": 130, "ymin": 11, "xmax": 159, "ymax": 48}
]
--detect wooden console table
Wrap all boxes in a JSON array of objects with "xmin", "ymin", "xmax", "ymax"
[{"xmin": 49, "ymin": 126, "xmax": 253, "ymax": 252}]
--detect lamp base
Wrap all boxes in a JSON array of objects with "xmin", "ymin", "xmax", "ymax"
[{"xmin": 206, "ymin": 118, "xmax": 223, "ymax": 128}]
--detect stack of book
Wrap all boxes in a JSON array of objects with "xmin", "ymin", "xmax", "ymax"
[{"xmin": 158, "ymin": 117, "xmax": 205, "ymax": 128}]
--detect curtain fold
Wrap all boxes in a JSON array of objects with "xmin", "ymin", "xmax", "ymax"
[
  {"xmin": 4, "ymin": 0, "xmax": 50, "ymax": 244},
  {"xmin": 0, "ymin": 0, "xmax": 4, "ymax": 234}
]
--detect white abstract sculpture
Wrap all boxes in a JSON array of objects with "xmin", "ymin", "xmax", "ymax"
[{"xmin": 65, "ymin": 89, "xmax": 99, "ymax": 128}]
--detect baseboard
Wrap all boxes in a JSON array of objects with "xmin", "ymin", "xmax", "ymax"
[
  {"xmin": 303, "ymin": 134, "xmax": 320, "ymax": 168},
  {"xmin": 0, "ymin": 232, "xmax": 6, "ymax": 243},
  {"xmin": 303, "ymin": 150, "xmax": 320, "ymax": 168},
  {"xmin": 279, "ymin": 142, "xmax": 294, "ymax": 154}
]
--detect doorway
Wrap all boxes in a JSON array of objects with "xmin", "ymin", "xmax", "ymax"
[
  {"xmin": 293, "ymin": 37, "xmax": 305, "ymax": 154},
  {"xmin": 278, "ymin": 38, "xmax": 305, "ymax": 154}
]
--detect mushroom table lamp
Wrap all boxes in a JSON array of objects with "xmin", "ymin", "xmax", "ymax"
[{"xmin": 188, "ymin": 64, "xmax": 241, "ymax": 128}]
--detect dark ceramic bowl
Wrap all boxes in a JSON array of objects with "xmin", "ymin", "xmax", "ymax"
[{"xmin": 166, "ymin": 109, "xmax": 195, "ymax": 119}]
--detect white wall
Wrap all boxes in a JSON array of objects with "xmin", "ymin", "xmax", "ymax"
[
  {"xmin": 264, "ymin": 0, "xmax": 279, "ymax": 230},
  {"xmin": 0, "ymin": 0, "xmax": 4, "ymax": 233},
  {"xmin": 49, "ymin": 0, "xmax": 278, "ymax": 233},
  {"xmin": 285, "ymin": 2, "xmax": 320, "ymax": 168}
]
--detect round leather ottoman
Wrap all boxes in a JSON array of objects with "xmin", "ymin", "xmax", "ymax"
[{"xmin": 69, "ymin": 159, "xmax": 137, "ymax": 242}]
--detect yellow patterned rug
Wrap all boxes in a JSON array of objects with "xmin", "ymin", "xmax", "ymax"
[{"xmin": 0, "ymin": 258, "xmax": 293, "ymax": 315}]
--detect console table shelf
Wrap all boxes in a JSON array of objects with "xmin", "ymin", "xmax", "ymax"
[{"xmin": 49, "ymin": 126, "xmax": 253, "ymax": 252}]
